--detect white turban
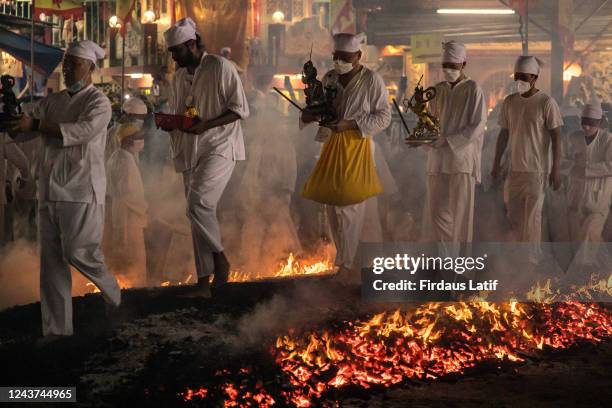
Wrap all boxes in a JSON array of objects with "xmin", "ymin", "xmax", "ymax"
[
  {"xmin": 122, "ymin": 97, "xmax": 148, "ymax": 115},
  {"xmin": 514, "ymin": 55, "xmax": 543, "ymax": 75},
  {"xmin": 164, "ymin": 17, "xmax": 197, "ymax": 48},
  {"xmin": 65, "ymin": 40, "xmax": 105, "ymax": 66},
  {"xmin": 441, "ymin": 41, "xmax": 466, "ymax": 63},
  {"xmin": 332, "ymin": 32, "xmax": 366, "ymax": 53}
]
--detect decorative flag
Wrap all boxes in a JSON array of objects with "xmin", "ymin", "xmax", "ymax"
[
  {"xmin": 116, "ymin": 0, "xmax": 137, "ymax": 37},
  {"xmin": 34, "ymin": 0, "xmax": 84, "ymax": 20},
  {"xmin": 331, "ymin": 0, "xmax": 355, "ymax": 34}
]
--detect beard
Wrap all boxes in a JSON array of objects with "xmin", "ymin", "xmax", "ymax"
[{"xmin": 175, "ymin": 51, "xmax": 200, "ymax": 68}]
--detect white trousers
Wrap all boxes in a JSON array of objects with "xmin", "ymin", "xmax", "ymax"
[
  {"xmin": 40, "ymin": 201, "xmax": 121, "ymax": 336},
  {"xmin": 569, "ymin": 208, "xmax": 610, "ymax": 265},
  {"xmin": 422, "ymin": 173, "xmax": 475, "ymax": 258},
  {"xmin": 504, "ymin": 172, "xmax": 546, "ymax": 242},
  {"xmin": 327, "ymin": 196, "xmax": 382, "ymax": 269},
  {"xmin": 183, "ymin": 154, "xmax": 235, "ymax": 278}
]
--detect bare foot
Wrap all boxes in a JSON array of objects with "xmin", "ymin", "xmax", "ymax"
[
  {"xmin": 179, "ymin": 278, "xmax": 212, "ymax": 298},
  {"xmin": 211, "ymin": 252, "xmax": 230, "ymax": 290}
]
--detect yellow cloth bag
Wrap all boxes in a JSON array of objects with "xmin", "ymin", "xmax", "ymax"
[{"xmin": 301, "ymin": 129, "xmax": 383, "ymax": 206}]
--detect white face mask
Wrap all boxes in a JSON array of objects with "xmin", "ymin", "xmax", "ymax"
[
  {"xmin": 516, "ymin": 80, "xmax": 532, "ymax": 94},
  {"xmin": 443, "ymin": 68, "xmax": 461, "ymax": 83},
  {"xmin": 132, "ymin": 119, "xmax": 144, "ymax": 129},
  {"xmin": 67, "ymin": 78, "xmax": 86, "ymax": 93},
  {"xmin": 333, "ymin": 59, "xmax": 354, "ymax": 75}
]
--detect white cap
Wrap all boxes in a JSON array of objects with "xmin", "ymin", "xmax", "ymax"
[
  {"xmin": 221, "ymin": 46, "xmax": 231, "ymax": 54},
  {"xmin": 164, "ymin": 17, "xmax": 197, "ymax": 48},
  {"xmin": 441, "ymin": 41, "xmax": 466, "ymax": 63},
  {"xmin": 582, "ymin": 102, "xmax": 603, "ymax": 120},
  {"xmin": 122, "ymin": 97, "xmax": 147, "ymax": 115},
  {"xmin": 65, "ymin": 40, "xmax": 105, "ymax": 66},
  {"xmin": 332, "ymin": 32, "xmax": 366, "ymax": 53},
  {"xmin": 514, "ymin": 55, "xmax": 543, "ymax": 75}
]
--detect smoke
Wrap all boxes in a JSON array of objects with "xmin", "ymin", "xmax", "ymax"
[
  {"xmin": 0, "ymin": 239, "xmax": 39, "ymax": 310},
  {"xmin": 223, "ymin": 281, "xmax": 357, "ymax": 350}
]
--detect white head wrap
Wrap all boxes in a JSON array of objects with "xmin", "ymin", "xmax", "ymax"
[
  {"xmin": 65, "ymin": 40, "xmax": 105, "ymax": 66},
  {"xmin": 441, "ymin": 41, "xmax": 466, "ymax": 63},
  {"xmin": 164, "ymin": 18, "xmax": 197, "ymax": 48},
  {"xmin": 122, "ymin": 97, "xmax": 148, "ymax": 115},
  {"xmin": 582, "ymin": 102, "xmax": 603, "ymax": 120},
  {"xmin": 514, "ymin": 55, "xmax": 543, "ymax": 75},
  {"xmin": 332, "ymin": 32, "xmax": 366, "ymax": 53}
]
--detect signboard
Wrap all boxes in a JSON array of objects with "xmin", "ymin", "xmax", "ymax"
[{"xmin": 411, "ymin": 33, "xmax": 443, "ymax": 64}]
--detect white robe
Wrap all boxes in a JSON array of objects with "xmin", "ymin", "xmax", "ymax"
[
  {"xmin": 168, "ymin": 53, "xmax": 249, "ymax": 278},
  {"xmin": 566, "ymin": 128, "xmax": 612, "ymax": 265},
  {"xmin": 421, "ymin": 77, "xmax": 486, "ymax": 253},
  {"xmin": 0, "ymin": 133, "xmax": 30, "ymax": 244},
  {"xmin": 309, "ymin": 66, "xmax": 391, "ymax": 270},
  {"xmin": 107, "ymin": 149, "xmax": 148, "ymax": 286},
  {"xmin": 498, "ymin": 91, "xmax": 563, "ymax": 246},
  {"xmin": 27, "ymin": 85, "xmax": 121, "ymax": 336}
]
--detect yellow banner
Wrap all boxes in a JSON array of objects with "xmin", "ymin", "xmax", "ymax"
[{"xmin": 411, "ymin": 34, "xmax": 443, "ymax": 64}]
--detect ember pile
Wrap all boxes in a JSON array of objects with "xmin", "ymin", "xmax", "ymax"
[{"xmin": 179, "ymin": 301, "xmax": 612, "ymax": 407}]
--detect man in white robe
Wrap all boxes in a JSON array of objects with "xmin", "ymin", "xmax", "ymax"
[
  {"xmin": 8, "ymin": 41, "xmax": 121, "ymax": 338},
  {"xmin": 420, "ymin": 41, "xmax": 487, "ymax": 257},
  {"xmin": 492, "ymin": 56, "xmax": 563, "ymax": 262},
  {"xmin": 164, "ymin": 18, "xmax": 249, "ymax": 296},
  {"xmin": 106, "ymin": 123, "xmax": 148, "ymax": 286},
  {"xmin": 566, "ymin": 102, "xmax": 612, "ymax": 267},
  {"xmin": 0, "ymin": 133, "xmax": 30, "ymax": 245},
  {"xmin": 300, "ymin": 32, "xmax": 391, "ymax": 280}
]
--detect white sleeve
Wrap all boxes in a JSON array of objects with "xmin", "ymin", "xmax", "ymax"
[
  {"xmin": 4, "ymin": 143, "xmax": 30, "ymax": 178},
  {"xmin": 59, "ymin": 93, "xmax": 112, "ymax": 147},
  {"xmin": 221, "ymin": 61, "xmax": 250, "ymax": 119},
  {"xmin": 586, "ymin": 135, "xmax": 612, "ymax": 178},
  {"xmin": 446, "ymin": 84, "xmax": 487, "ymax": 152},
  {"xmin": 353, "ymin": 73, "xmax": 391, "ymax": 137}
]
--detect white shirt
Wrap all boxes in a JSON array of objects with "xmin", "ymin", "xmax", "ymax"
[
  {"xmin": 566, "ymin": 128, "xmax": 612, "ymax": 214},
  {"xmin": 0, "ymin": 133, "xmax": 30, "ymax": 205},
  {"xmin": 28, "ymin": 84, "xmax": 112, "ymax": 203},
  {"xmin": 107, "ymin": 149, "xmax": 148, "ymax": 230},
  {"xmin": 169, "ymin": 52, "xmax": 250, "ymax": 172},
  {"xmin": 498, "ymin": 91, "xmax": 563, "ymax": 174},
  {"xmin": 426, "ymin": 77, "xmax": 487, "ymax": 182},
  {"xmin": 314, "ymin": 66, "xmax": 391, "ymax": 142}
]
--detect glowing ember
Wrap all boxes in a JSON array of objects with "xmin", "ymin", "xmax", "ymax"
[
  {"xmin": 527, "ymin": 272, "xmax": 612, "ymax": 303},
  {"xmin": 179, "ymin": 301, "xmax": 612, "ymax": 407},
  {"xmin": 228, "ymin": 248, "xmax": 335, "ymax": 283},
  {"xmin": 86, "ymin": 247, "xmax": 334, "ymax": 294}
]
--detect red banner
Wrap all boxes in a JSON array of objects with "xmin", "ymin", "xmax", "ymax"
[{"xmin": 34, "ymin": 0, "xmax": 84, "ymax": 20}]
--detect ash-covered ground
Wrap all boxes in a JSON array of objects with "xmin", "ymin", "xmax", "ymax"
[{"xmin": 0, "ymin": 278, "xmax": 610, "ymax": 408}]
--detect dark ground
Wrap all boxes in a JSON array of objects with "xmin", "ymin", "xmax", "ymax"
[{"xmin": 0, "ymin": 278, "xmax": 610, "ymax": 408}]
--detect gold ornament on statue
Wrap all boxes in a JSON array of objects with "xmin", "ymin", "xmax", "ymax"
[
  {"xmin": 393, "ymin": 75, "xmax": 440, "ymax": 145},
  {"xmin": 184, "ymin": 95, "xmax": 199, "ymax": 118}
]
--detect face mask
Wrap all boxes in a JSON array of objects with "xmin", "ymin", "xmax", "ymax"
[
  {"xmin": 333, "ymin": 59, "xmax": 354, "ymax": 75},
  {"xmin": 516, "ymin": 80, "xmax": 531, "ymax": 94},
  {"xmin": 132, "ymin": 119, "xmax": 144, "ymax": 129},
  {"xmin": 443, "ymin": 68, "xmax": 461, "ymax": 82}
]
